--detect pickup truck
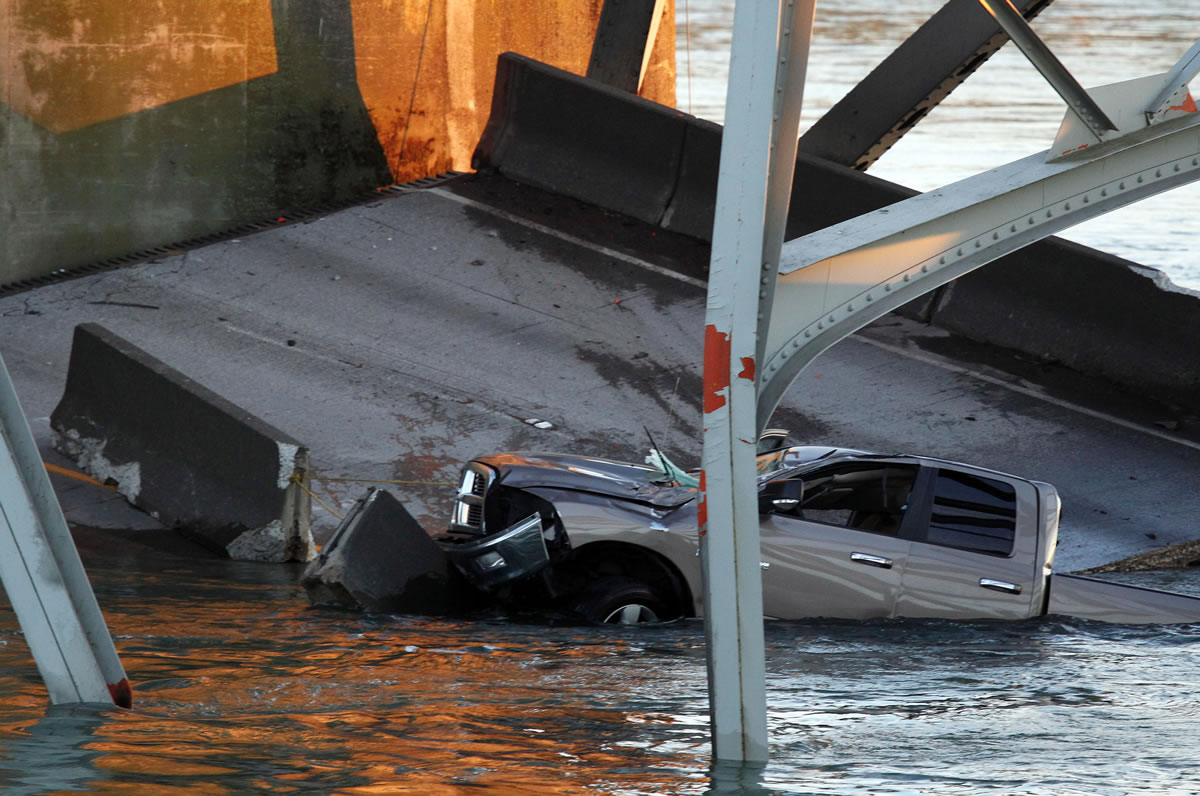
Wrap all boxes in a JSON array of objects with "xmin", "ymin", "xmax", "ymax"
[{"xmin": 437, "ymin": 444, "xmax": 1200, "ymax": 625}]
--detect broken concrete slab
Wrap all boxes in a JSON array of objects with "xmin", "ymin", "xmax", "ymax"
[
  {"xmin": 50, "ymin": 323, "xmax": 315, "ymax": 562},
  {"xmin": 302, "ymin": 488, "xmax": 478, "ymax": 615}
]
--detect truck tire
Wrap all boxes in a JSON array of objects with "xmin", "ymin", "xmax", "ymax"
[{"xmin": 572, "ymin": 576, "xmax": 670, "ymax": 624}]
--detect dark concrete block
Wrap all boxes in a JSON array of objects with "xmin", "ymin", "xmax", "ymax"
[
  {"xmin": 934, "ymin": 240, "xmax": 1200, "ymax": 411},
  {"xmin": 303, "ymin": 488, "xmax": 478, "ymax": 615},
  {"xmin": 473, "ymin": 52, "xmax": 687, "ymax": 226},
  {"xmin": 50, "ymin": 323, "xmax": 314, "ymax": 561}
]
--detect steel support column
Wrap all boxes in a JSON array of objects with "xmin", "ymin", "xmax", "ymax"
[
  {"xmin": 0, "ymin": 354, "xmax": 130, "ymax": 709},
  {"xmin": 701, "ymin": 0, "xmax": 816, "ymax": 763},
  {"xmin": 587, "ymin": 0, "xmax": 668, "ymax": 94}
]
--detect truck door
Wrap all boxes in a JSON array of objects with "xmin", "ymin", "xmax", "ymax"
[
  {"xmin": 758, "ymin": 461, "xmax": 919, "ymax": 620},
  {"xmin": 895, "ymin": 467, "xmax": 1041, "ymax": 620}
]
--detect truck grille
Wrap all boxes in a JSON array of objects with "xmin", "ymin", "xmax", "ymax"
[{"xmin": 450, "ymin": 463, "xmax": 494, "ymax": 534}]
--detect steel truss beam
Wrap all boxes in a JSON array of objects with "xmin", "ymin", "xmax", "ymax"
[
  {"xmin": 799, "ymin": 0, "xmax": 1055, "ymax": 170},
  {"xmin": 0, "ymin": 354, "xmax": 130, "ymax": 708},
  {"xmin": 758, "ymin": 110, "xmax": 1200, "ymax": 422},
  {"xmin": 587, "ymin": 0, "xmax": 669, "ymax": 94}
]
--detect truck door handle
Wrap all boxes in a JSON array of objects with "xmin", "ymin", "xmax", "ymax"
[
  {"xmin": 979, "ymin": 578, "xmax": 1022, "ymax": 594},
  {"xmin": 850, "ymin": 552, "xmax": 893, "ymax": 569}
]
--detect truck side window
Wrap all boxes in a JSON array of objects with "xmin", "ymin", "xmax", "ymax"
[
  {"xmin": 927, "ymin": 469, "xmax": 1017, "ymax": 556},
  {"xmin": 787, "ymin": 463, "xmax": 918, "ymax": 536}
]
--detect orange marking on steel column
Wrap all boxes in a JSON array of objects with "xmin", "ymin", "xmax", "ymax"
[
  {"xmin": 703, "ymin": 325, "xmax": 731, "ymax": 414},
  {"xmin": 1170, "ymin": 93, "xmax": 1198, "ymax": 113},
  {"xmin": 738, "ymin": 356, "xmax": 755, "ymax": 382},
  {"xmin": 108, "ymin": 678, "xmax": 133, "ymax": 709},
  {"xmin": 698, "ymin": 470, "xmax": 708, "ymax": 533}
]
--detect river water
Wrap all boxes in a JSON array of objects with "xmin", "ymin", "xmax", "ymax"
[
  {"xmin": 1, "ymin": 535, "xmax": 1199, "ymax": 794},
  {"xmin": 677, "ymin": 0, "xmax": 1200, "ymax": 291},
  {"xmin": 3, "ymin": 5, "xmax": 1200, "ymax": 793}
]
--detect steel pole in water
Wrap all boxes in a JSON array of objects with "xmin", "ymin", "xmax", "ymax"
[
  {"xmin": 0, "ymin": 353, "xmax": 130, "ymax": 708},
  {"xmin": 702, "ymin": 0, "xmax": 816, "ymax": 763}
]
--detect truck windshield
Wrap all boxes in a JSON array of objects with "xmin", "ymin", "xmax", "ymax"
[{"xmin": 755, "ymin": 446, "xmax": 840, "ymax": 478}]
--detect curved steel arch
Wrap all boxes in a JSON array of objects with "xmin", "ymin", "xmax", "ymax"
[{"xmin": 758, "ymin": 110, "xmax": 1200, "ymax": 424}]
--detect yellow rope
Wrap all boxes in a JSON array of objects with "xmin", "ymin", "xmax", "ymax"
[
  {"xmin": 43, "ymin": 461, "xmax": 118, "ymax": 491},
  {"xmin": 291, "ymin": 473, "xmax": 344, "ymax": 521}
]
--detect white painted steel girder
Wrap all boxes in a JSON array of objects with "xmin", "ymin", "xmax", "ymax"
[
  {"xmin": 757, "ymin": 109, "xmax": 1200, "ymax": 424},
  {"xmin": 0, "ymin": 354, "xmax": 130, "ymax": 708},
  {"xmin": 701, "ymin": 0, "xmax": 816, "ymax": 764},
  {"xmin": 1147, "ymin": 39, "xmax": 1200, "ymax": 124}
]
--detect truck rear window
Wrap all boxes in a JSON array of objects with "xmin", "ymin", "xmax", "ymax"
[{"xmin": 927, "ymin": 470, "xmax": 1017, "ymax": 556}]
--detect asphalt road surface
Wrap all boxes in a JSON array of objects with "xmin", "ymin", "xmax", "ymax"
[{"xmin": 2, "ymin": 176, "xmax": 1197, "ymax": 571}]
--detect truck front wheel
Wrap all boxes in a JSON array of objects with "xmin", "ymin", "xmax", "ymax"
[{"xmin": 572, "ymin": 576, "xmax": 669, "ymax": 624}]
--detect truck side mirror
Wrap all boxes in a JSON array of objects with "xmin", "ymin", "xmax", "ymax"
[{"xmin": 758, "ymin": 479, "xmax": 804, "ymax": 515}]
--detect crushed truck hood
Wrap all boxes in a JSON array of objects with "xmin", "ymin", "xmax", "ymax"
[{"xmin": 473, "ymin": 452, "xmax": 698, "ymax": 509}]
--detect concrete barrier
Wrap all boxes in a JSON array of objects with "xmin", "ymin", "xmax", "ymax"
[
  {"xmin": 302, "ymin": 488, "xmax": 479, "ymax": 615},
  {"xmin": 660, "ymin": 117, "xmax": 722, "ymax": 241},
  {"xmin": 933, "ymin": 240, "xmax": 1200, "ymax": 410},
  {"xmin": 474, "ymin": 52, "xmax": 687, "ymax": 226},
  {"xmin": 50, "ymin": 324, "xmax": 315, "ymax": 562},
  {"xmin": 472, "ymin": 54, "xmax": 1200, "ymax": 411}
]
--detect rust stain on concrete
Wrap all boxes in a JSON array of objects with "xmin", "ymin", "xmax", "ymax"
[
  {"xmin": 1, "ymin": 0, "xmax": 278, "ymax": 133},
  {"xmin": 350, "ymin": 0, "xmax": 675, "ymax": 182}
]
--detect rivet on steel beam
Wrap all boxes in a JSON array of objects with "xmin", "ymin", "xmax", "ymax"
[
  {"xmin": 884, "ymin": 284, "xmax": 892, "ymax": 292},
  {"xmin": 1010, "ymin": 225, "xmax": 1017, "ymax": 233},
  {"xmin": 1175, "ymin": 164, "xmax": 1182, "ymax": 172},
  {"xmin": 956, "ymin": 248, "xmax": 963, "ymax": 257},
  {"xmin": 828, "ymin": 315, "xmax": 835, "ymax": 323},
  {"xmin": 1064, "ymin": 202, "xmax": 1071, "ymax": 210},
  {"xmin": 817, "ymin": 321, "xmax": 824, "ymax": 330},
  {"xmin": 1101, "ymin": 188, "xmax": 1108, "ymax": 196},
  {"xmin": 903, "ymin": 274, "xmax": 911, "ymax": 282},
  {"xmin": 975, "ymin": 240, "xmax": 982, "ymax": 248},
  {"xmin": 1028, "ymin": 217, "xmax": 1035, "ymax": 225},
  {"xmin": 1137, "ymin": 175, "xmax": 1144, "ymax": 183},
  {"xmin": 792, "ymin": 340, "xmax": 800, "ymax": 348},
  {"xmin": 1083, "ymin": 196, "xmax": 1089, "ymax": 203},
  {"xmin": 1045, "ymin": 209, "xmax": 1053, "ymax": 218},
  {"xmin": 804, "ymin": 330, "xmax": 812, "ymax": 338},
  {"xmin": 993, "ymin": 232, "xmax": 999, "ymax": 240},
  {"xmin": 1155, "ymin": 170, "xmax": 1162, "ymax": 178},
  {"xmin": 1119, "ymin": 182, "xmax": 1126, "ymax": 190}
]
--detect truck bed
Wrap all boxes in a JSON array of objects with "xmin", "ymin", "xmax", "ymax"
[{"xmin": 1047, "ymin": 574, "xmax": 1200, "ymax": 624}]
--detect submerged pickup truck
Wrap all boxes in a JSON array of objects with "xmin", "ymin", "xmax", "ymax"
[{"xmin": 437, "ymin": 444, "xmax": 1200, "ymax": 625}]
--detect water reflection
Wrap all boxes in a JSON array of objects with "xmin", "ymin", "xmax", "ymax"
[{"xmin": 1, "ymin": 537, "xmax": 1199, "ymax": 793}]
